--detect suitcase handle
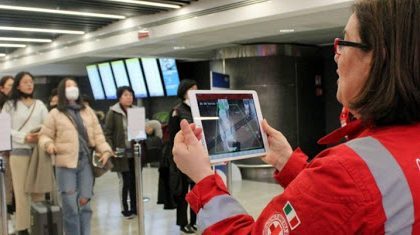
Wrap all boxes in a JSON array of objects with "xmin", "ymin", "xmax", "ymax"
[{"xmin": 44, "ymin": 203, "xmax": 55, "ymax": 235}]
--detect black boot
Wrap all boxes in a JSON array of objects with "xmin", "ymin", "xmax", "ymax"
[
  {"xmin": 16, "ymin": 229, "xmax": 29, "ymax": 235},
  {"xmin": 7, "ymin": 204, "xmax": 15, "ymax": 214},
  {"xmin": 180, "ymin": 225, "xmax": 195, "ymax": 234},
  {"xmin": 7, "ymin": 199, "xmax": 16, "ymax": 214}
]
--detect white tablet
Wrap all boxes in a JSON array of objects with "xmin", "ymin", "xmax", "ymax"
[{"xmin": 188, "ymin": 90, "xmax": 269, "ymax": 163}]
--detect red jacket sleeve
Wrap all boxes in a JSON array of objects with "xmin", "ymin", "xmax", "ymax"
[
  {"xmin": 186, "ymin": 146, "xmax": 381, "ymax": 235},
  {"xmin": 274, "ymin": 148, "xmax": 308, "ymax": 188},
  {"xmin": 186, "ymin": 174, "xmax": 256, "ymax": 235},
  {"xmin": 186, "ymin": 174, "xmax": 229, "ymax": 213}
]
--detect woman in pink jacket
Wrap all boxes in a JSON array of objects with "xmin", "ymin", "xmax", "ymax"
[{"xmin": 39, "ymin": 78, "xmax": 113, "ymax": 235}]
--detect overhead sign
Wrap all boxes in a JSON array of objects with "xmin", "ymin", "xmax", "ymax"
[{"xmin": 138, "ymin": 30, "xmax": 150, "ymax": 40}]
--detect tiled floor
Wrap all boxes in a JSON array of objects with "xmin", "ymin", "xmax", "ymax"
[
  {"xmin": 91, "ymin": 167, "xmax": 282, "ymax": 235},
  {"xmin": 4, "ymin": 167, "xmax": 282, "ymax": 235}
]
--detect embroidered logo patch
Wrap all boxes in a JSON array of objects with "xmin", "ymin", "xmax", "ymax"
[
  {"xmin": 416, "ymin": 158, "xmax": 420, "ymax": 171},
  {"xmin": 282, "ymin": 201, "xmax": 301, "ymax": 230},
  {"xmin": 263, "ymin": 213, "xmax": 289, "ymax": 235}
]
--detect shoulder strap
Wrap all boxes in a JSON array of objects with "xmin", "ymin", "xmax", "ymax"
[
  {"xmin": 62, "ymin": 111, "xmax": 77, "ymax": 128},
  {"xmin": 17, "ymin": 101, "xmax": 37, "ymax": 131},
  {"xmin": 63, "ymin": 110, "xmax": 91, "ymax": 150}
]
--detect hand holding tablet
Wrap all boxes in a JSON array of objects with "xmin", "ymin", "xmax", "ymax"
[
  {"xmin": 172, "ymin": 120, "xmax": 214, "ymax": 183},
  {"xmin": 173, "ymin": 90, "xmax": 294, "ymax": 182},
  {"xmin": 260, "ymin": 119, "xmax": 293, "ymax": 172}
]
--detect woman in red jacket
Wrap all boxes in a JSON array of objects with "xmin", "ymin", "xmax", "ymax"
[{"xmin": 172, "ymin": 0, "xmax": 420, "ymax": 234}]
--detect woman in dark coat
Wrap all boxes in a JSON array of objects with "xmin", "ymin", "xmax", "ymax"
[
  {"xmin": 166, "ymin": 79, "xmax": 198, "ymax": 234},
  {"xmin": 103, "ymin": 86, "xmax": 137, "ymax": 218}
]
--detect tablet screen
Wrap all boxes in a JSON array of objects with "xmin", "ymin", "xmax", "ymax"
[{"xmin": 195, "ymin": 93, "xmax": 266, "ymax": 162}]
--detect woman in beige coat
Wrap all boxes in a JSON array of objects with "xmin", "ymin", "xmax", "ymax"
[{"xmin": 39, "ymin": 78, "xmax": 112, "ymax": 235}]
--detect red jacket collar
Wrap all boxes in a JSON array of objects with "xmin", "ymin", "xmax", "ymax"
[{"xmin": 318, "ymin": 119, "xmax": 366, "ymax": 145}]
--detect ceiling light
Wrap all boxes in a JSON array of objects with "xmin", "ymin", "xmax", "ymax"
[
  {"xmin": 0, "ymin": 43, "xmax": 26, "ymax": 48},
  {"xmin": 0, "ymin": 26, "xmax": 84, "ymax": 35},
  {"xmin": 0, "ymin": 37, "xmax": 52, "ymax": 43},
  {"xmin": 173, "ymin": 46, "xmax": 186, "ymax": 50},
  {"xmin": 0, "ymin": 4, "xmax": 125, "ymax": 19},
  {"xmin": 279, "ymin": 29, "xmax": 295, "ymax": 33},
  {"xmin": 108, "ymin": 0, "xmax": 181, "ymax": 9},
  {"xmin": 0, "ymin": 53, "xmax": 6, "ymax": 57}
]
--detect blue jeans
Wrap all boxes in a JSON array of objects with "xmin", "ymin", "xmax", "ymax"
[{"xmin": 55, "ymin": 153, "xmax": 94, "ymax": 235}]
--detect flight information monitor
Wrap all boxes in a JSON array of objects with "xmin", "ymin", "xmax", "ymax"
[
  {"xmin": 111, "ymin": 60, "xmax": 130, "ymax": 88},
  {"xmin": 86, "ymin": 65, "xmax": 106, "ymax": 100},
  {"xmin": 159, "ymin": 58, "xmax": 180, "ymax": 96},
  {"xmin": 141, "ymin": 58, "xmax": 164, "ymax": 97},
  {"xmin": 125, "ymin": 58, "xmax": 148, "ymax": 98},
  {"xmin": 98, "ymin": 62, "xmax": 117, "ymax": 99}
]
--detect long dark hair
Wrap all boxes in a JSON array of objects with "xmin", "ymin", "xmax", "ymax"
[
  {"xmin": 177, "ymin": 79, "xmax": 197, "ymax": 101},
  {"xmin": 0, "ymin": 75, "xmax": 13, "ymax": 93},
  {"xmin": 0, "ymin": 75, "xmax": 13, "ymax": 109},
  {"xmin": 9, "ymin": 71, "xmax": 34, "ymax": 109},
  {"xmin": 350, "ymin": 0, "xmax": 419, "ymax": 125},
  {"xmin": 56, "ymin": 77, "xmax": 85, "ymax": 112}
]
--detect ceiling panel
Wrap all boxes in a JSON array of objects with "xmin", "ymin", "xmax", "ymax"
[{"xmin": 0, "ymin": 0, "xmax": 197, "ymax": 54}]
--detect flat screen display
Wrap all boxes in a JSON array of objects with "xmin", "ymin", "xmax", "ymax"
[
  {"xmin": 211, "ymin": 71, "xmax": 230, "ymax": 90},
  {"xmin": 111, "ymin": 60, "xmax": 130, "ymax": 88},
  {"xmin": 86, "ymin": 65, "xmax": 105, "ymax": 100},
  {"xmin": 98, "ymin": 62, "xmax": 117, "ymax": 99},
  {"xmin": 125, "ymin": 58, "xmax": 148, "ymax": 98},
  {"xmin": 141, "ymin": 58, "xmax": 164, "ymax": 97},
  {"xmin": 189, "ymin": 90, "xmax": 268, "ymax": 163},
  {"xmin": 158, "ymin": 58, "xmax": 180, "ymax": 96}
]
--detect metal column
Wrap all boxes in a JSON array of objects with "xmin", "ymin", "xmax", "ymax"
[
  {"xmin": 226, "ymin": 162, "xmax": 233, "ymax": 193},
  {"xmin": 134, "ymin": 141, "xmax": 145, "ymax": 235}
]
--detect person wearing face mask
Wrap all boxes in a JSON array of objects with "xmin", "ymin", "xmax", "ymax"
[
  {"xmin": 103, "ymin": 86, "xmax": 138, "ymax": 219},
  {"xmin": 166, "ymin": 79, "xmax": 198, "ymax": 234},
  {"xmin": 39, "ymin": 78, "xmax": 113, "ymax": 235},
  {"xmin": 1, "ymin": 72, "xmax": 48, "ymax": 235},
  {"xmin": 172, "ymin": 0, "xmax": 420, "ymax": 234}
]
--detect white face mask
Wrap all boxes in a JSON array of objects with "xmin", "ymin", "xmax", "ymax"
[{"xmin": 65, "ymin": 87, "xmax": 79, "ymax": 101}]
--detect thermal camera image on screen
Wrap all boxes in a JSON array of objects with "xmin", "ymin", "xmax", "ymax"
[{"xmin": 197, "ymin": 94, "xmax": 264, "ymax": 156}]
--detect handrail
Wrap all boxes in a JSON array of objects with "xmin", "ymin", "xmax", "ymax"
[{"xmin": 235, "ymin": 164, "xmax": 272, "ymax": 168}]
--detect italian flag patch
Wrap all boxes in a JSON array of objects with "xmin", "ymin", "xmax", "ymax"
[{"xmin": 283, "ymin": 201, "xmax": 301, "ymax": 230}]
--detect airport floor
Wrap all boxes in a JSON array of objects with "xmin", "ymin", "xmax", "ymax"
[{"xmin": 6, "ymin": 167, "xmax": 282, "ymax": 235}]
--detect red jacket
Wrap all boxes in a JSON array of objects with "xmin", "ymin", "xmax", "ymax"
[{"xmin": 186, "ymin": 120, "xmax": 420, "ymax": 234}]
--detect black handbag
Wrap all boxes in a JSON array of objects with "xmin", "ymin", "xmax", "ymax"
[{"xmin": 91, "ymin": 150, "xmax": 113, "ymax": 177}]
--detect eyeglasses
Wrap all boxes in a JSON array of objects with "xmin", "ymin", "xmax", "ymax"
[{"xmin": 334, "ymin": 38, "xmax": 370, "ymax": 55}]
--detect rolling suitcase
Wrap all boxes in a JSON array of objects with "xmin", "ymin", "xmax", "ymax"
[{"xmin": 31, "ymin": 201, "xmax": 63, "ymax": 235}]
